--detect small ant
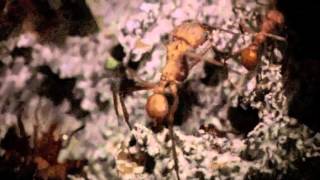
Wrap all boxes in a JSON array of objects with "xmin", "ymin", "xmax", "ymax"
[
  {"xmin": 239, "ymin": 9, "xmax": 285, "ymax": 70},
  {"xmin": 113, "ymin": 12, "xmax": 285, "ymax": 178}
]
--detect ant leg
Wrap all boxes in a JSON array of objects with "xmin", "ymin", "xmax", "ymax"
[
  {"xmin": 118, "ymin": 92, "xmax": 132, "ymax": 130},
  {"xmin": 206, "ymin": 58, "xmax": 225, "ymax": 67},
  {"xmin": 168, "ymin": 120, "xmax": 180, "ymax": 180},
  {"xmin": 112, "ymin": 81, "xmax": 156, "ymax": 130},
  {"xmin": 204, "ymin": 24, "xmax": 240, "ymax": 36},
  {"xmin": 168, "ymin": 84, "xmax": 181, "ymax": 180},
  {"xmin": 112, "ymin": 85, "xmax": 133, "ymax": 130},
  {"xmin": 262, "ymin": 32, "xmax": 286, "ymax": 42},
  {"xmin": 185, "ymin": 45, "xmax": 224, "ymax": 69},
  {"xmin": 184, "ymin": 51, "xmax": 203, "ymax": 68},
  {"xmin": 187, "ymin": 50, "xmax": 225, "ymax": 67},
  {"xmin": 112, "ymin": 86, "xmax": 121, "ymax": 126},
  {"xmin": 240, "ymin": 20, "xmax": 286, "ymax": 42}
]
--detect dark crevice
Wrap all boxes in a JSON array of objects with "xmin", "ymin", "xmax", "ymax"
[
  {"xmin": 144, "ymin": 154, "xmax": 156, "ymax": 174},
  {"xmin": 228, "ymin": 105, "xmax": 260, "ymax": 135},
  {"xmin": 59, "ymin": 0, "xmax": 98, "ymax": 36},
  {"xmin": 10, "ymin": 47, "xmax": 32, "ymax": 64},
  {"xmin": 201, "ymin": 63, "xmax": 228, "ymax": 86},
  {"xmin": 174, "ymin": 82, "xmax": 200, "ymax": 126},
  {"xmin": 277, "ymin": 0, "xmax": 320, "ymax": 132},
  {"xmin": 37, "ymin": 65, "xmax": 76, "ymax": 106},
  {"xmin": 37, "ymin": 65, "xmax": 89, "ymax": 118},
  {"xmin": 111, "ymin": 44, "xmax": 126, "ymax": 62}
]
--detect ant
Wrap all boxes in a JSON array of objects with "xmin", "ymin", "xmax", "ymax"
[
  {"xmin": 113, "ymin": 9, "xmax": 285, "ymax": 178},
  {"xmin": 239, "ymin": 8, "xmax": 285, "ymax": 70}
]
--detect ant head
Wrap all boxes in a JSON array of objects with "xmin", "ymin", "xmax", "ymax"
[
  {"xmin": 267, "ymin": 10, "xmax": 284, "ymax": 25},
  {"xmin": 146, "ymin": 93, "xmax": 169, "ymax": 122}
]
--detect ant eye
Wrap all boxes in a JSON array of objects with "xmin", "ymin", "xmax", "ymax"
[{"xmin": 146, "ymin": 94, "xmax": 169, "ymax": 122}]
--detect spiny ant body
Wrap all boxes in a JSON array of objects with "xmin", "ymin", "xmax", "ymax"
[{"xmin": 146, "ymin": 22, "xmax": 210, "ymax": 122}]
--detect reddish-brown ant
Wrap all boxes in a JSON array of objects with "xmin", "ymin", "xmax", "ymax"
[{"xmin": 240, "ymin": 9, "xmax": 285, "ymax": 70}]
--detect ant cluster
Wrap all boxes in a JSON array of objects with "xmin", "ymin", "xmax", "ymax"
[{"xmin": 113, "ymin": 6, "xmax": 285, "ymax": 180}]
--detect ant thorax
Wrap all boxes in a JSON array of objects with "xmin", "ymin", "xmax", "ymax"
[
  {"xmin": 162, "ymin": 26, "xmax": 213, "ymax": 83},
  {"xmin": 162, "ymin": 40, "xmax": 191, "ymax": 82}
]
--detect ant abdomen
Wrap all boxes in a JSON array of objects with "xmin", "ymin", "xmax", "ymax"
[
  {"xmin": 241, "ymin": 44, "xmax": 259, "ymax": 70},
  {"xmin": 146, "ymin": 93, "xmax": 169, "ymax": 123}
]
